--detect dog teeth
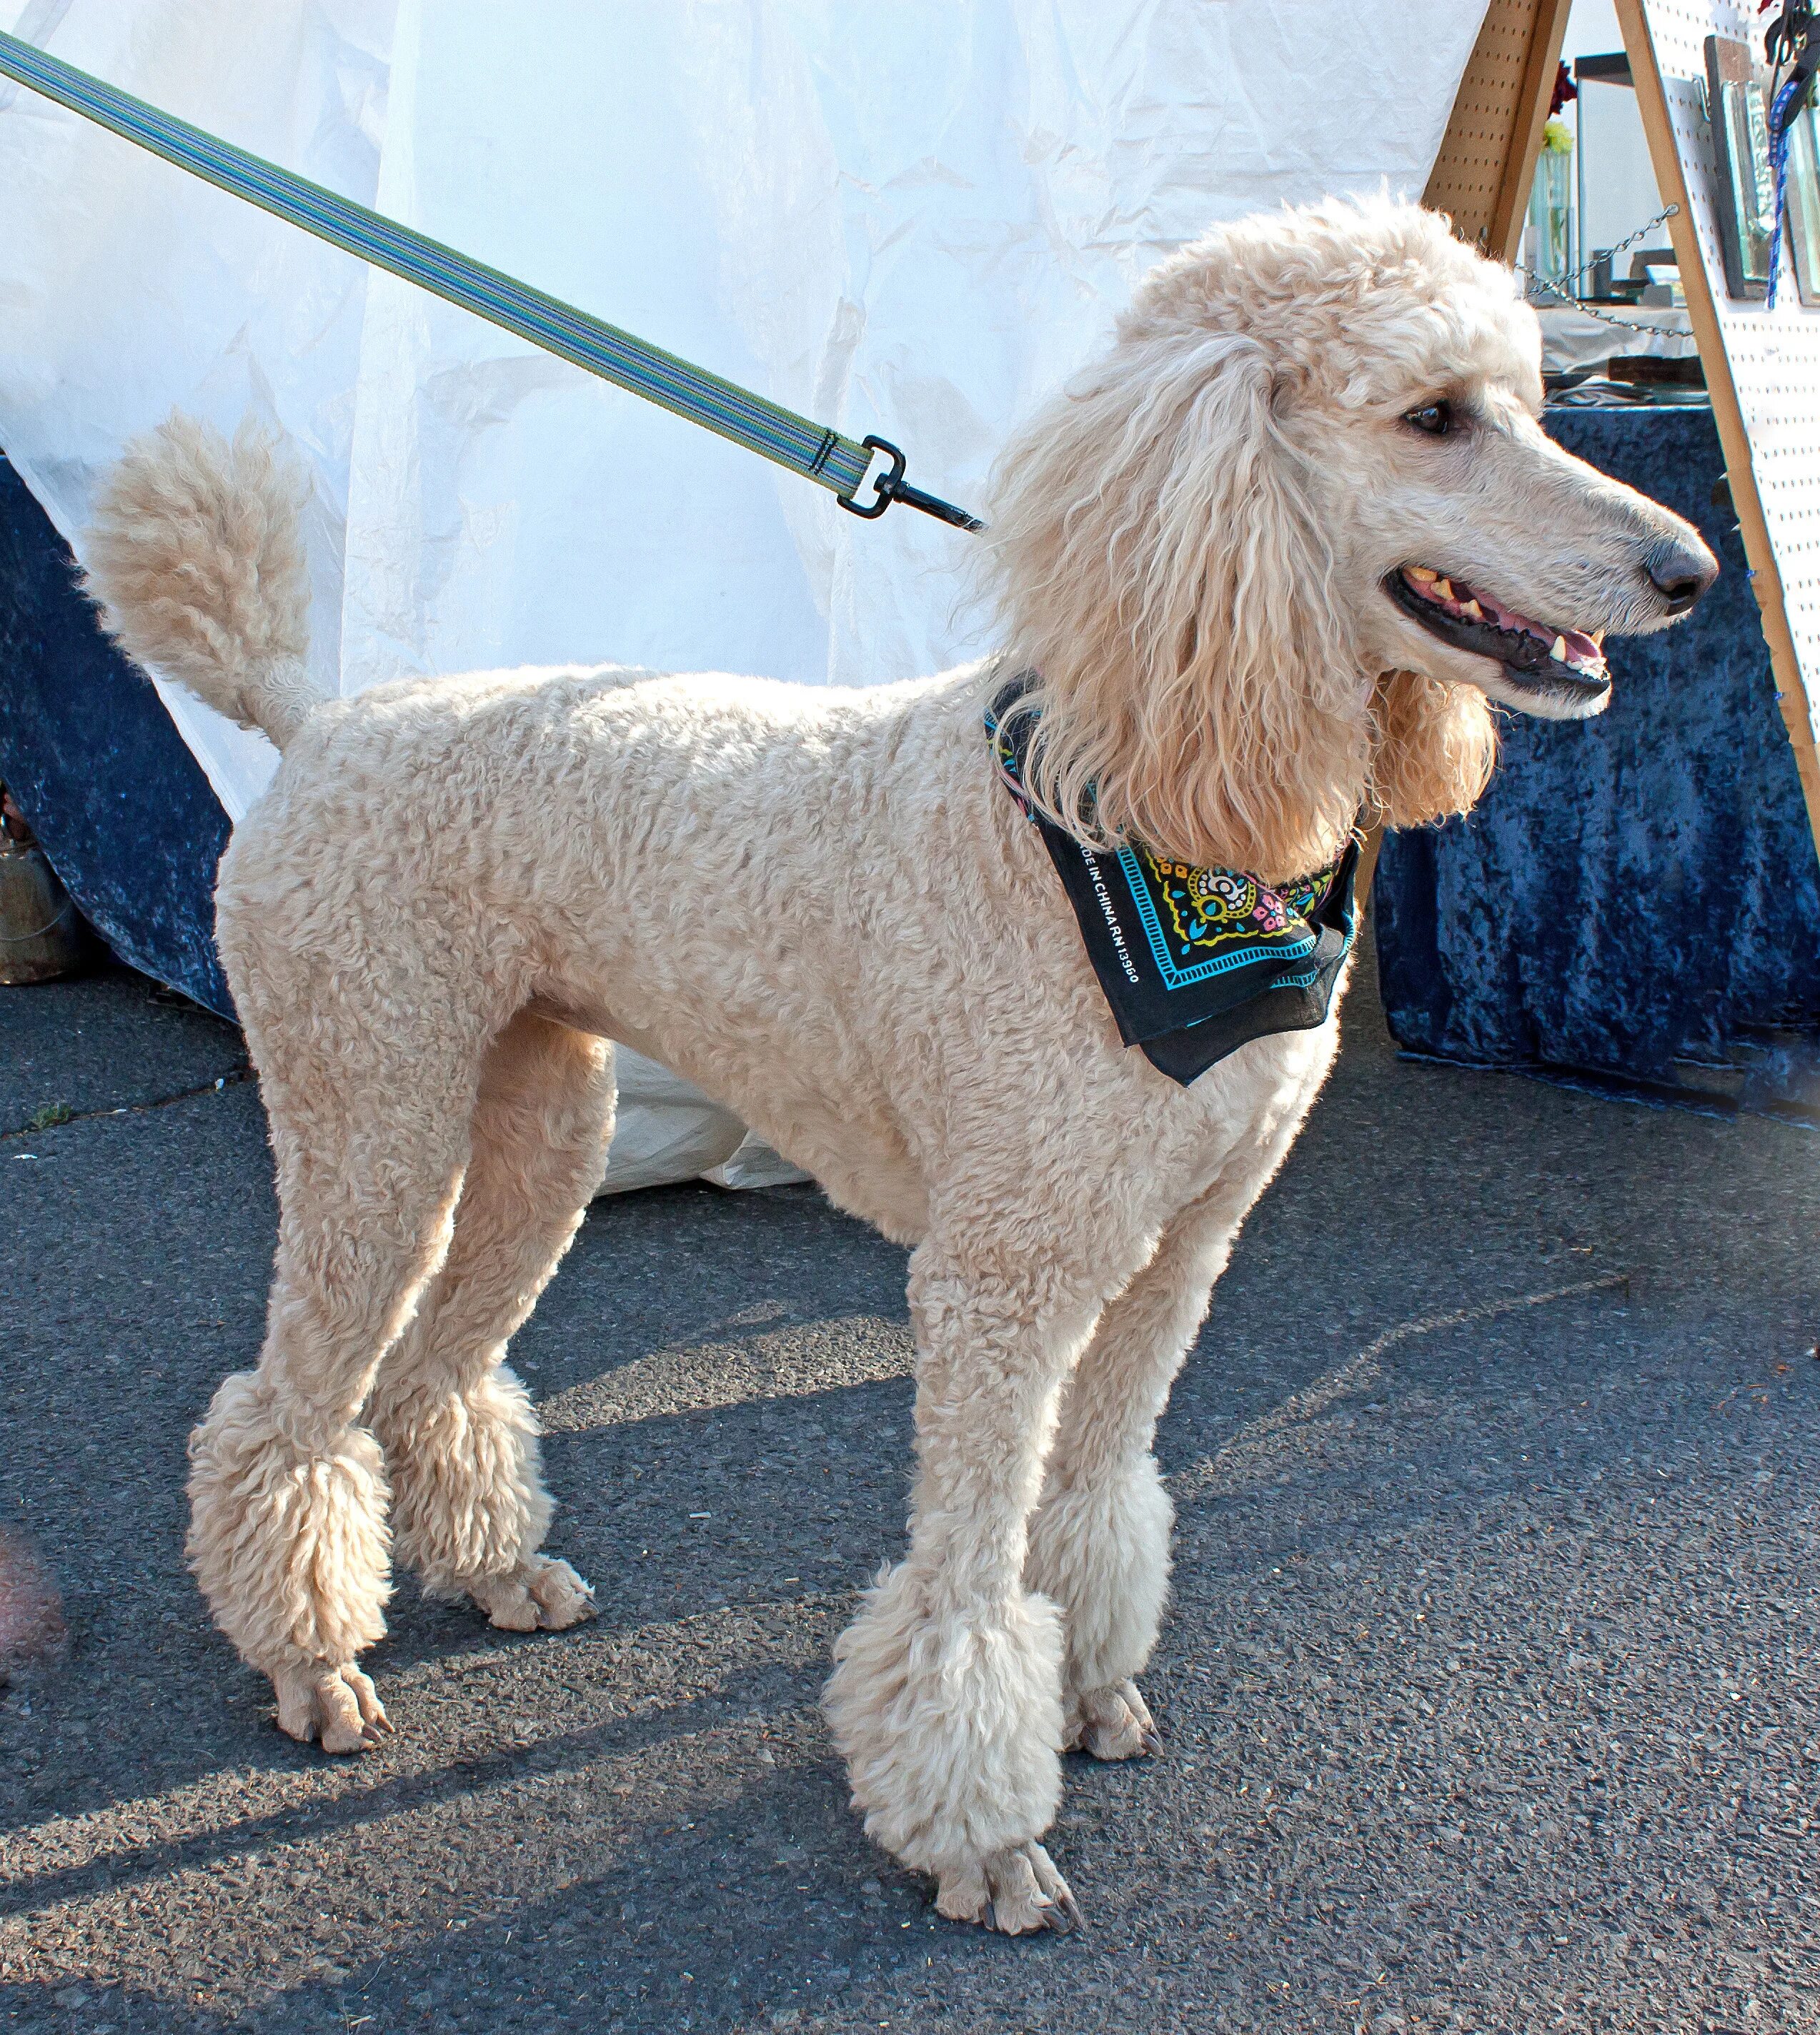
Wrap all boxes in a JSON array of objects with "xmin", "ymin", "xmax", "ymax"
[
  {"xmin": 1459, "ymin": 599, "xmax": 1483, "ymax": 621},
  {"xmin": 1551, "ymin": 635, "xmax": 1568, "ymax": 662},
  {"xmin": 1592, "ymin": 629, "xmax": 1606, "ymax": 646},
  {"xmin": 1433, "ymin": 579, "xmax": 1453, "ymax": 601},
  {"xmin": 1407, "ymin": 566, "xmax": 1438, "ymax": 584}
]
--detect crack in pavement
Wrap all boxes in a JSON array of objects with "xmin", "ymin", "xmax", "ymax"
[
  {"xmin": 1, "ymin": 1065, "xmax": 253, "ymax": 1144},
  {"xmin": 1168, "ymin": 1270, "xmax": 1632, "ymax": 1503}
]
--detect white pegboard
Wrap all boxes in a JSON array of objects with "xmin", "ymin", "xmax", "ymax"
[{"xmin": 1628, "ymin": 1, "xmax": 1820, "ymax": 812}]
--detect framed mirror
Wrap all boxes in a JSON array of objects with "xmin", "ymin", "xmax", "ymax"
[
  {"xmin": 1705, "ymin": 33, "xmax": 1774, "ymax": 297},
  {"xmin": 1786, "ymin": 96, "xmax": 1820, "ymax": 309}
]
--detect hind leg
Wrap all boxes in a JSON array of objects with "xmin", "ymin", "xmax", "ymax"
[
  {"xmin": 366, "ymin": 1012, "xmax": 615, "ymax": 1632},
  {"xmin": 186, "ymin": 1001, "xmax": 492, "ymax": 1753}
]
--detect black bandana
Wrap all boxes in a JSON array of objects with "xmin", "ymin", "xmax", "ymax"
[{"xmin": 986, "ymin": 677, "xmax": 1358, "ymax": 1086}]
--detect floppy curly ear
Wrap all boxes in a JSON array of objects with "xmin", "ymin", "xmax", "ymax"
[
  {"xmin": 1368, "ymin": 669, "xmax": 1498, "ymax": 829},
  {"xmin": 986, "ymin": 330, "xmax": 1370, "ymax": 879}
]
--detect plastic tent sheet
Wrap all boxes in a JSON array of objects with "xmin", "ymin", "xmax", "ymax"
[{"xmin": 0, "ymin": 0, "xmax": 1486, "ymax": 1187}]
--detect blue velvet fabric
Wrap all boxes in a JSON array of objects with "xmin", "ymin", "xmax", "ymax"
[
  {"xmin": 1373, "ymin": 403, "xmax": 1820, "ymax": 1083},
  {"xmin": 0, "ymin": 453, "xmax": 234, "ymax": 1018}
]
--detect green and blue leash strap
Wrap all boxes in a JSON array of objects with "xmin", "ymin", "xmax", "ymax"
[{"xmin": 0, "ymin": 27, "xmax": 981, "ymax": 531}]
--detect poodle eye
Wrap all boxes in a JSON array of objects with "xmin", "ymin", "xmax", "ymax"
[{"xmin": 1403, "ymin": 399, "xmax": 1454, "ymax": 437}]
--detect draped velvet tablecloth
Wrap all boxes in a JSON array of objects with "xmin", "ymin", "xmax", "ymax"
[
  {"xmin": 0, "ymin": 453, "xmax": 233, "ymax": 1013},
  {"xmin": 1373, "ymin": 403, "xmax": 1820, "ymax": 1096}
]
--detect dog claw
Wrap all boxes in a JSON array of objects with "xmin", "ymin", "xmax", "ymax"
[
  {"xmin": 272, "ymin": 1661, "xmax": 391, "ymax": 1754},
  {"xmin": 1045, "ymin": 1884, "xmax": 1086, "ymax": 1933},
  {"xmin": 466, "ymin": 1556, "xmax": 596, "ymax": 1633},
  {"xmin": 936, "ymin": 1842, "xmax": 1083, "ymax": 1936},
  {"xmin": 1066, "ymin": 1678, "xmax": 1160, "ymax": 1761},
  {"xmin": 1035, "ymin": 1891, "xmax": 1078, "ymax": 1934}
]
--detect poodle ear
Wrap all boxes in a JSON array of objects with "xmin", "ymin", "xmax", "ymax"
[
  {"xmin": 1368, "ymin": 669, "xmax": 1498, "ymax": 830},
  {"xmin": 987, "ymin": 330, "xmax": 1368, "ymax": 877}
]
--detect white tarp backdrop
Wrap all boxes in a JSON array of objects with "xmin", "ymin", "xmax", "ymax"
[{"xmin": 0, "ymin": 0, "xmax": 1487, "ymax": 1185}]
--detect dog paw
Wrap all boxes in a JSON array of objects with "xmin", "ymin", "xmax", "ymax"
[
  {"xmin": 935, "ymin": 1842, "xmax": 1083, "ymax": 1935},
  {"xmin": 466, "ymin": 1556, "xmax": 596, "ymax": 1633},
  {"xmin": 1064, "ymin": 1678, "xmax": 1160, "ymax": 1761},
  {"xmin": 272, "ymin": 1661, "xmax": 393, "ymax": 1753}
]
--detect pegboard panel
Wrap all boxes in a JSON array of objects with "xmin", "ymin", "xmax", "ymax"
[
  {"xmin": 1621, "ymin": 0, "xmax": 1820, "ymax": 841},
  {"xmin": 1426, "ymin": 0, "xmax": 1573, "ymax": 258}
]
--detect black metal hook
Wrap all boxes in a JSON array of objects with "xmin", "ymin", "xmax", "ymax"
[
  {"xmin": 836, "ymin": 434, "xmax": 986, "ymax": 533},
  {"xmin": 1766, "ymin": 0, "xmax": 1815, "ymax": 70},
  {"xmin": 1766, "ymin": 0, "xmax": 1820, "ymax": 122}
]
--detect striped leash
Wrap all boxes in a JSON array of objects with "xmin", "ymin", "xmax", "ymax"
[{"xmin": 0, "ymin": 28, "xmax": 983, "ymax": 532}]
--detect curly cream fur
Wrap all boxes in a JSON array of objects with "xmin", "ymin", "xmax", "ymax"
[
  {"xmin": 185, "ymin": 1370, "xmax": 392, "ymax": 1674},
  {"xmin": 367, "ymin": 1012, "xmax": 612, "ymax": 1602},
  {"xmin": 374, "ymin": 1366, "xmax": 552, "ymax": 1596},
  {"xmin": 825, "ymin": 1563, "xmax": 1068, "ymax": 1876},
  {"xmin": 84, "ymin": 414, "xmax": 324, "ymax": 749},
  {"xmin": 90, "ymin": 196, "xmax": 1712, "ymax": 1924},
  {"xmin": 1368, "ymin": 667, "xmax": 1498, "ymax": 828}
]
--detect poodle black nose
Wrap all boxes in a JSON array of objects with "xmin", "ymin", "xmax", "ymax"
[{"xmin": 1644, "ymin": 534, "xmax": 1719, "ymax": 615}]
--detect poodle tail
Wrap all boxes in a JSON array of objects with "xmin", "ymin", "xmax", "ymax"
[{"xmin": 84, "ymin": 413, "xmax": 325, "ymax": 751}]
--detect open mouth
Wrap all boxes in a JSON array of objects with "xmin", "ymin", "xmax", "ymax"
[{"xmin": 1384, "ymin": 566, "xmax": 1611, "ymax": 703}]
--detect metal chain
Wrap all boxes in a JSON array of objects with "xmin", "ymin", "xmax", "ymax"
[
  {"xmin": 1534, "ymin": 202, "xmax": 1681, "ymax": 292},
  {"xmin": 1515, "ymin": 203, "xmax": 1694, "ymax": 341},
  {"xmin": 1523, "ymin": 273, "xmax": 1694, "ymax": 341}
]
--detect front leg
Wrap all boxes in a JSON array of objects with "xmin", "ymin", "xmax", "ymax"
[
  {"xmin": 822, "ymin": 1235, "xmax": 1126, "ymax": 1934},
  {"xmin": 1026, "ymin": 1144, "xmax": 1296, "ymax": 1759}
]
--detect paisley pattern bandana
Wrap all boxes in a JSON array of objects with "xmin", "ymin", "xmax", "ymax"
[{"xmin": 985, "ymin": 675, "xmax": 1358, "ymax": 1086}]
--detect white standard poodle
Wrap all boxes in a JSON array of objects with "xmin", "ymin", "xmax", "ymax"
[{"xmin": 84, "ymin": 196, "xmax": 1714, "ymax": 1934}]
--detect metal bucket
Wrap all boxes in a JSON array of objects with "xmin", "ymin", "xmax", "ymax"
[{"xmin": 0, "ymin": 793, "xmax": 89, "ymax": 984}]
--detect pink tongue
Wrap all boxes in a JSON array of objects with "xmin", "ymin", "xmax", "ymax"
[{"xmin": 1476, "ymin": 593, "xmax": 1601, "ymax": 662}]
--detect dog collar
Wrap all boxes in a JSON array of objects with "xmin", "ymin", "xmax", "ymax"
[{"xmin": 985, "ymin": 676, "xmax": 1357, "ymax": 1085}]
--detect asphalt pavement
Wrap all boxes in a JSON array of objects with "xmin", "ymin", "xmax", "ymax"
[{"xmin": 3, "ymin": 945, "xmax": 1819, "ymax": 2034}]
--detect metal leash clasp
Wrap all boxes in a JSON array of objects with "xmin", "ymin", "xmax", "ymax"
[
  {"xmin": 837, "ymin": 434, "xmax": 986, "ymax": 533},
  {"xmin": 836, "ymin": 435, "xmax": 906, "ymax": 519}
]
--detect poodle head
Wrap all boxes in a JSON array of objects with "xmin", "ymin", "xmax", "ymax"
[{"xmin": 986, "ymin": 195, "xmax": 1716, "ymax": 881}]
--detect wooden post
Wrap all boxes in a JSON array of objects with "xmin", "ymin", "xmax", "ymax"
[{"xmin": 1616, "ymin": 0, "xmax": 1820, "ymax": 850}]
